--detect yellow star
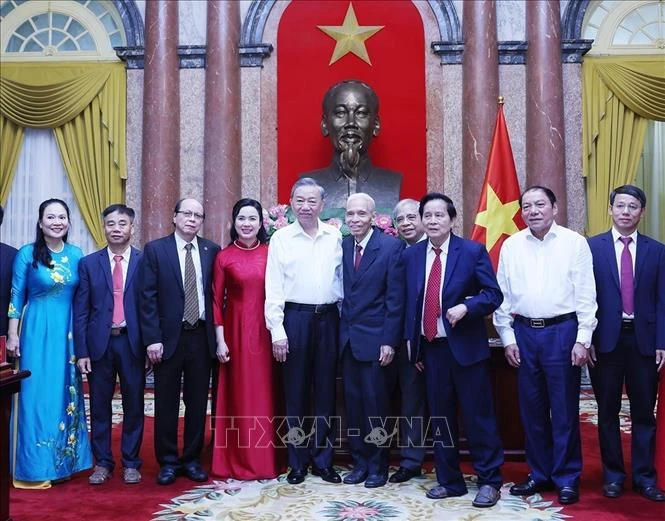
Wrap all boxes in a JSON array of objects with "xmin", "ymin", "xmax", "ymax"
[
  {"xmin": 474, "ymin": 185, "xmax": 521, "ymax": 251},
  {"xmin": 317, "ymin": 3, "xmax": 384, "ymax": 65}
]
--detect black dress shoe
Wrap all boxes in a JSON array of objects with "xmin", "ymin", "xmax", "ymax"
[
  {"xmin": 509, "ymin": 477, "xmax": 555, "ymax": 496},
  {"xmin": 183, "ymin": 464, "xmax": 209, "ymax": 482},
  {"xmin": 343, "ymin": 468, "xmax": 368, "ymax": 485},
  {"xmin": 311, "ymin": 466, "xmax": 341, "ymax": 484},
  {"xmin": 389, "ymin": 466, "xmax": 421, "ymax": 483},
  {"xmin": 156, "ymin": 466, "xmax": 179, "ymax": 486},
  {"xmin": 558, "ymin": 486, "xmax": 580, "ymax": 505},
  {"xmin": 364, "ymin": 474, "xmax": 388, "ymax": 488},
  {"xmin": 287, "ymin": 468, "xmax": 306, "ymax": 484},
  {"xmin": 602, "ymin": 482, "xmax": 623, "ymax": 498},
  {"xmin": 633, "ymin": 485, "xmax": 665, "ymax": 502}
]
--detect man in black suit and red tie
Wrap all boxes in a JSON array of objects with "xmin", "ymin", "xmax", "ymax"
[
  {"xmin": 588, "ymin": 185, "xmax": 665, "ymax": 502},
  {"xmin": 0, "ymin": 205, "xmax": 18, "ymax": 338},
  {"xmin": 140, "ymin": 198, "xmax": 221, "ymax": 485},
  {"xmin": 74, "ymin": 204, "xmax": 144, "ymax": 485}
]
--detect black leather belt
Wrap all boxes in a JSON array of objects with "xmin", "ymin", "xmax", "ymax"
[
  {"xmin": 421, "ymin": 336, "xmax": 448, "ymax": 345},
  {"xmin": 182, "ymin": 319, "xmax": 205, "ymax": 331},
  {"xmin": 285, "ymin": 302, "xmax": 337, "ymax": 314},
  {"xmin": 110, "ymin": 326, "xmax": 127, "ymax": 336},
  {"xmin": 514, "ymin": 312, "xmax": 577, "ymax": 329},
  {"xmin": 621, "ymin": 319, "xmax": 634, "ymax": 331}
]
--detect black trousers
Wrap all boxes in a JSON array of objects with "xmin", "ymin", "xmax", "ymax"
[
  {"xmin": 154, "ymin": 327, "xmax": 211, "ymax": 468},
  {"xmin": 281, "ymin": 305, "xmax": 339, "ymax": 471}
]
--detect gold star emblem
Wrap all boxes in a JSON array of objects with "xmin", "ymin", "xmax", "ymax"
[
  {"xmin": 317, "ymin": 3, "xmax": 384, "ymax": 65},
  {"xmin": 474, "ymin": 185, "xmax": 521, "ymax": 251}
]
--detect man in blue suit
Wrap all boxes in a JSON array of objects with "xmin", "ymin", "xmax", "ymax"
[
  {"xmin": 340, "ymin": 193, "xmax": 405, "ymax": 489},
  {"xmin": 140, "ymin": 198, "xmax": 221, "ymax": 485},
  {"xmin": 74, "ymin": 204, "xmax": 144, "ymax": 485},
  {"xmin": 588, "ymin": 185, "xmax": 665, "ymax": 502},
  {"xmin": 404, "ymin": 193, "xmax": 504, "ymax": 507}
]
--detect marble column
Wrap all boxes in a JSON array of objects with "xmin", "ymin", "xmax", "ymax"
[
  {"xmin": 526, "ymin": 0, "xmax": 566, "ymax": 223},
  {"xmin": 141, "ymin": 0, "xmax": 180, "ymax": 243},
  {"xmin": 204, "ymin": 0, "xmax": 241, "ymax": 245},
  {"xmin": 462, "ymin": 1, "xmax": 499, "ymax": 236}
]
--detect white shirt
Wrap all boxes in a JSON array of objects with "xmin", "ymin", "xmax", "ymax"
[
  {"xmin": 174, "ymin": 233, "xmax": 205, "ymax": 320},
  {"xmin": 265, "ymin": 219, "xmax": 343, "ymax": 343},
  {"xmin": 493, "ymin": 222, "xmax": 597, "ymax": 346},
  {"xmin": 108, "ymin": 246, "xmax": 130, "ymax": 327},
  {"xmin": 421, "ymin": 237, "xmax": 450, "ymax": 338},
  {"xmin": 611, "ymin": 227, "xmax": 637, "ymax": 319}
]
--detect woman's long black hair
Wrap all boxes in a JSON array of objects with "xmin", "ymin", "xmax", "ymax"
[
  {"xmin": 229, "ymin": 198, "xmax": 268, "ymax": 245},
  {"xmin": 32, "ymin": 198, "xmax": 70, "ymax": 269}
]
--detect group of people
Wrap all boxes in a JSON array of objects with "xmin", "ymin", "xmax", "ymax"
[{"xmin": 1, "ymin": 180, "xmax": 663, "ymax": 508}]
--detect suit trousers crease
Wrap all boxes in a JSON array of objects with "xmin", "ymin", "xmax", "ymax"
[
  {"xmin": 281, "ymin": 306, "xmax": 339, "ymax": 471},
  {"xmin": 590, "ymin": 327, "xmax": 658, "ymax": 486},
  {"xmin": 154, "ymin": 327, "xmax": 211, "ymax": 468},
  {"xmin": 423, "ymin": 340, "xmax": 503, "ymax": 494},
  {"xmin": 342, "ymin": 345, "xmax": 392, "ymax": 476},
  {"xmin": 515, "ymin": 319, "xmax": 582, "ymax": 488},
  {"xmin": 88, "ymin": 334, "xmax": 145, "ymax": 470}
]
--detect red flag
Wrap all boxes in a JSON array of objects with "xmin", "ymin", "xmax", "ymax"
[{"xmin": 470, "ymin": 100, "xmax": 525, "ymax": 271}]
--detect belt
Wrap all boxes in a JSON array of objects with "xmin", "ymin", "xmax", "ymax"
[
  {"xmin": 284, "ymin": 302, "xmax": 337, "ymax": 314},
  {"xmin": 621, "ymin": 319, "xmax": 634, "ymax": 331},
  {"xmin": 110, "ymin": 326, "xmax": 127, "ymax": 336},
  {"xmin": 182, "ymin": 319, "xmax": 205, "ymax": 331},
  {"xmin": 514, "ymin": 312, "xmax": 577, "ymax": 329},
  {"xmin": 421, "ymin": 335, "xmax": 448, "ymax": 345}
]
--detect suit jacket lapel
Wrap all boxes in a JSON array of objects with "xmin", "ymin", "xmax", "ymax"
[
  {"xmin": 415, "ymin": 241, "xmax": 427, "ymax": 305},
  {"xmin": 125, "ymin": 246, "xmax": 140, "ymax": 288},
  {"xmin": 442, "ymin": 234, "xmax": 460, "ymax": 295},
  {"xmin": 98, "ymin": 249, "xmax": 113, "ymax": 292},
  {"xmin": 635, "ymin": 233, "xmax": 648, "ymax": 287},
  {"xmin": 343, "ymin": 237, "xmax": 355, "ymax": 280},
  {"xmin": 602, "ymin": 232, "xmax": 620, "ymax": 290},
  {"xmin": 353, "ymin": 229, "xmax": 380, "ymax": 285},
  {"xmin": 198, "ymin": 238, "xmax": 212, "ymax": 288},
  {"xmin": 166, "ymin": 234, "xmax": 184, "ymax": 292}
]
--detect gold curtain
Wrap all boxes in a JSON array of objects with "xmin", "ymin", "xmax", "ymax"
[
  {"xmin": 0, "ymin": 62, "xmax": 126, "ymax": 246},
  {"xmin": 0, "ymin": 117, "xmax": 24, "ymax": 204},
  {"xmin": 583, "ymin": 56, "xmax": 665, "ymax": 236}
]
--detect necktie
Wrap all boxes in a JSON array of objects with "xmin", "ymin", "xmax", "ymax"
[
  {"xmin": 423, "ymin": 247, "xmax": 442, "ymax": 342},
  {"xmin": 112, "ymin": 255, "xmax": 125, "ymax": 325},
  {"xmin": 619, "ymin": 237, "xmax": 634, "ymax": 315},
  {"xmin": 354, "ymin": 243, "xmax": 363, "ymax": 271},
  {"xmin": 183, "ymin": 243, "xmax": 200, "ymax": 325}
]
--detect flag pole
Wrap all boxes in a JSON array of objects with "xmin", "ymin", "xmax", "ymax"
[{"xmin": 498, "ymin": 95, "xmax": 504, "ymax": 105}]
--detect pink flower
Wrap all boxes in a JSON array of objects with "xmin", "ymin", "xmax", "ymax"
[
  {"xmin": 383, "ymin": 227, "xmax": 399, "ymax": 237},
  {"xmin": 375, "ymin": 213, "xmax": 393, "ymax": 230},
  {"xmin": 326, "ymin": 218, "xmax": 342, "ymax": 230},
  {"xmin": 274, "ymin": 216, "xmax": 289, "ymax": 229}
]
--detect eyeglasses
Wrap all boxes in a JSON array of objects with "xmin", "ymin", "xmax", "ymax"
[
  {"xmin": 612, "ymin": 203, "xmax": 641, "ymax": 213},
  {"xmin": 176, "ymin": 210, "xmax": 205, "ymax": 220}
]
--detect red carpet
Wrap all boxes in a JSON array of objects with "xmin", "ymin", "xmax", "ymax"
[{"xmin": 9, "ymin": 392, "xmax": 665, "ymax": 520}]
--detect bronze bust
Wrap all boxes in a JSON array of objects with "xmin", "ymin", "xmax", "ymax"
[{"xmin": 300, "ymin": 80, "xmax": 402, "ymax": 211}]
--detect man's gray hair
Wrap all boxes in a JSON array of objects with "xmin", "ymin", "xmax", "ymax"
[
  {"xmin": 347, "ymin": 192, "xmax": 376, "ymax": 212},
  {"xmin": 393, "ymin": 198, "xmax": 419, "ymax": 218},
  {"xmin": 291, "ymin": 177, "xmax": 326, "ymax": 200}
]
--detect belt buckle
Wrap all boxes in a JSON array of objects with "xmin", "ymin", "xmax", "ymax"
[
  {"xmin": 530, "ymin": 318, "xmax": 545, "ymax": 328},
  {"xmin": 314, "ymin": 304, "xmax": 325, "ymax": 314}
]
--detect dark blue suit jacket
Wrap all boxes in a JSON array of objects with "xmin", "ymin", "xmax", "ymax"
[
  {"xmin": 404, "ymin": 234, "xmax": 503, "ymax": 366},
  {"xmin": 0, "ymin": 242, "xmax": 17, "ymax": 337},
  {"xmin": 140, "ymin": 233, "xmax": 220, "ymax": 360},
  {"xmin": 340, "ymin": 228, "xmax": 405, "ymax": 362},
  {"xmin": 73, "ymin": 246, "xmax": 144, "ymax": 361},
  {"xmin": 588, "ymin": 231, "xmax": 665, "ymax": 356}
]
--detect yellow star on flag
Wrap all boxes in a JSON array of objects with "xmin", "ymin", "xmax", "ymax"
[
  {"xmin": 317, "ymin": 3, "xmax": 384, "ymax": 65},
  {"xmin": 473, "ymin": 185, "xmax": 521, "ymax": 251}
]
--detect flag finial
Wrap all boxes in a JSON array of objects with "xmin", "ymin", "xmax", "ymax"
[{"xmin": 498, "ymin": 95, "xmax": 504, "ymax": 105}]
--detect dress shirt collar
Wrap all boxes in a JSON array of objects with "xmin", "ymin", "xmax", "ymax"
[
  {"xmin": 427, "ymin": 235, "xmax": 450, "ymax": 255},
  {"xmin": 355, "ymin": 228, "xmax": 374, "ymax": 250},
  {"xmin": 611, "ymin": 227, "xmax": 638, "ymax": 244},
  {"xmin": 526, "ymin": 221, "xmax": 560, "ymax": 241},
  {"xmin": 174, "ymin": 232, "xmax": 199, "ymax": 251},
  {"xmin": 290, "ymin": 218, "xmax": 333, "ymax": 240},
  {"xmin": 107, "ymin": 246, "xmax": 131, "ymax": 263}
]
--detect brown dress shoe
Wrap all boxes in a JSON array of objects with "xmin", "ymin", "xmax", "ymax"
[
  {"xmin": 89, "ymin": 465, "xmax": 112, "ymax": 485},
  {"xmin": 122, "ymin": 468, "xmax": 142, "ymax": 484}
]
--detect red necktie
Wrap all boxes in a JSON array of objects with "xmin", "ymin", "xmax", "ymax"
[
  {"xmin": 112, "ymin": 255, "xmax": 125, "ymax": 325},
  {"xmin": 354, "ymin": 243, "xmax": 363, "ymax": 271},
  {"xmin": 619, "ymin": 237, "xmax": 634, "ymax": 315},
  {"xmin": 423, "ymin": 247, "xmax": 442, "ymax": 341}
]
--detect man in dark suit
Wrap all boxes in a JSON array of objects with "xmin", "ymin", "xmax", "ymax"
[
  {"xmin": 588, "ymin": 184, "xmax": 665, "ymax": 502},
  {"xmin": 74, "ymin": 204, "xmax": 144, "ymax": 485},
  {"xmin": 302, "ymin": 80, "xmax": 402, "ymax": 211},
  {"xmin": 340, "ymin": 193, "xmax": 405, "ymax": 488},
  {"xmin": 140, "ymin": 198, "xmax": 221, "ymax": 485},
  {"xmin": 0, "ymin": 205, "xmax": 17, "ymax": 337},
  {"xmin": 404, "ymin": 193, "xmax": 504, "ymax": 507}
]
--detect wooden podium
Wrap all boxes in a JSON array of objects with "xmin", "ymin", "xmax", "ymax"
[{"xmin": 0, "ymin": 369, "xmax": 31, "ymax": 521}]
